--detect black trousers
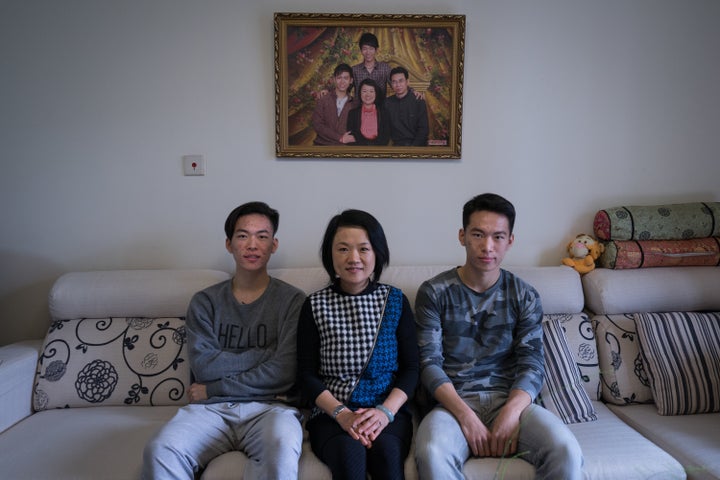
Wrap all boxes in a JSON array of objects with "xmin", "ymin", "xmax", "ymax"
[{"xmin": 307, "ymin": 408, "xmax": 413, "ymax": 480}]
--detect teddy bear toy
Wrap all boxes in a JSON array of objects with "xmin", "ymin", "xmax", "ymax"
[{"xmin": 561, "ymin": 233, "xmax": 605, "ymax": 274}]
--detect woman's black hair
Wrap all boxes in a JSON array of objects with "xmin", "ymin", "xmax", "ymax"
[
  {"xmin": 320, "ymin": 209, "xmax": 390, "ymax": 282},
  {"xmin": 357, "ymin": 78, "xmax": 384, "ymax": 107}
]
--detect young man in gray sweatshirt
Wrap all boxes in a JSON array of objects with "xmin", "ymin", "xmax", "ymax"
[{"xmin": 143, "ymin": 201, "xmax": 306, "ymax": 480}]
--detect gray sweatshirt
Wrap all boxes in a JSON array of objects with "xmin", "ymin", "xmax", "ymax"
[{"xmin": 186, "ymin": 277, "xmax": 305, "ymax": 403}]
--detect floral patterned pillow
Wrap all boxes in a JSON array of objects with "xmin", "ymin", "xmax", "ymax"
[
  {"xmin": 594, "ymin": 314, "xmax": 653, "ymax": 405},
  {"xmin": 34, "ymin": 317, "xmax": 190, "ymax": 410}
]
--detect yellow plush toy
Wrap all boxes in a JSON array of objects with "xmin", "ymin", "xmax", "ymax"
[{"xmin": 561, "ymin": 233, "xmax": 605, "ymax": 274}]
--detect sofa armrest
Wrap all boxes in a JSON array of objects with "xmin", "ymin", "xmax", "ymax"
[{"xmin": 0, "ymin": 340, "xmax": 42, "ymax": 433}]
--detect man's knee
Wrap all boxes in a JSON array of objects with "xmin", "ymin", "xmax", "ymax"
[
  {"xmin": 415, "ymin": 425, "xmax": 461, "ymax": 468},
  {"xmin": 142, "ymin": 436, "xmax": 189, "ymax": 479},
  {"xmin": 262, "ymin": 413, "xmax": 303, "ymax": 459},
  {"xmin": 268, "ymin": 428, "xmax": 303, "ymax": 457},
  {"xmin": 143, "ymin": 435, "xmax": 172, "ymax": 465},
  {"xmin": 415, "ymin": 437, "xmax": 444, "ymax": 462},
  {"xmin": 550, "ymin": 435, "xmax": 583, "ymax": 468},
  {"xmin": 273, "ymin": 411, "xmax": 302, "ymax": 436}
]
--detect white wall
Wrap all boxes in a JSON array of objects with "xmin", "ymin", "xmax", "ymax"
[{"xmin": 2, "ymin": 0, "xmax": 719, "ymax": 345}]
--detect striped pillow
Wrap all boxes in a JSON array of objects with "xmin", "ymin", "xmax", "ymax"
[
  {"xmin": 537, "ymin": 318, "xmax": 597, "ymax": 424},
  {"xmin": 634, "ymin": 312, "xmax": 720, "ymax": 415}
]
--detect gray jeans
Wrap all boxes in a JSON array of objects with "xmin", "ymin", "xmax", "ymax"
[
  {"xmin": 414, "ymin": 391, "xmax": 583, "ymax": 480},
  {"xmin": 142, "ymin": 401, "xmax": 303, "ymax": 480}
]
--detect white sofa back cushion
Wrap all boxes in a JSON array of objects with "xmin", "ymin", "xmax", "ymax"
[
  {"xmin": 582, "ymin": 266, "xmax": 720, "ymax": 315},
  {"xmin": 49, "ymin": 269, "xmax": 231, "ymax": 320},
  {"xmin": 269, "ymin": 265, "xmax": 584, "ymax": 315}
]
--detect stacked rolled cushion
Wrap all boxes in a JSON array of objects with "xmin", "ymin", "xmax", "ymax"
[{"xmin": 593, "ymin": 202, "xmax": 720, "ymax": 269}]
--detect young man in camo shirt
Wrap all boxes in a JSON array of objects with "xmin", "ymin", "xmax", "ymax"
[{"xmin": 414, "ymin": 193, "xmax": 583, "ymax": 479}]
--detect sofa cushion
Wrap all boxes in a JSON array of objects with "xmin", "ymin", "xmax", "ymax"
[
  {"xmin": 0, "ymin": 340, "xmax": 42, "ymax": 433},
  {"xmin": 569, "ymin": 402, "xmax": 686, "ymax": 480},
  {"xmin": 634, "ymin": 311, "xmax": 720, "ymax": 415},
  {"xmin": 269, "ymin": 265, "xmax": 585, "ymax": 315},
  {"xmin": 48, "ymin": 269, "xmax": 230, "ymax": 320},
  {"xmin": 34, "ymin": 317, "xmax": 190, "ymax": 410},
  {"xmin": 582, "ymin": 266, "xmax": 720, "ymax": 316},
  {"xmin": 537, "ymin": 317, "xmax": 597, "ymax": 424},
  {"xmin": 0, "ymin": 406, "xmax": 180, "ymax": 479},
  {"xmin": 594, "ymin": 314, "xmax": 653, "ymax": 405},
  {"xmin": 546, "ymin": 313, "xmax": 600, "ymax": 401},
  {"xmin": 606, "ymin": 403, "xmax": 720, "ymax": 479}
]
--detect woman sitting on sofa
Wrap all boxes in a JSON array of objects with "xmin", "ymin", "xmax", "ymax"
[{"xmin": 297, "ymin": 209, "xmax": 419, "ymax": 480}]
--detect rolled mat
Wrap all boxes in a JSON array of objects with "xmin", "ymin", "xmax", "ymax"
[
  {"xmin": 598, "ymin": 237, "xmax": 720, "ymax": 269},
  {"xmin": 594, "ymin": 202, "xmax": 720, "ymax": 241}
]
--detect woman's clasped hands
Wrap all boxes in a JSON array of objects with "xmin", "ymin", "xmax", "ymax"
[{"xmin": 336, "ymin": 407, "xmax": 390, "ymax": 448}]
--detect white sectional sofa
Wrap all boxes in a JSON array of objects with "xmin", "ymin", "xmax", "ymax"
[
  {"xmin": 0, "ymin": 265, "xmax": 702, "ymax": 479},
  {"xmin": 583, "ymin": 266, "xmax": 720, "ymax": 480}
]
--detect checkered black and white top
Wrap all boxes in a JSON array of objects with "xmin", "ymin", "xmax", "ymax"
[{"xmin": 309, "ymin": 283, "xmax": 401, "ymax": 406}]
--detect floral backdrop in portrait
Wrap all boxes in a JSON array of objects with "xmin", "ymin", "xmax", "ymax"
[{"xmin": 286, "ymin": 26, "xmax": 455, "ymax": 146}]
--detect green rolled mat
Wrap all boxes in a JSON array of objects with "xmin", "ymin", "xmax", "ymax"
[{"xmin": 593, "ymin": 202, "xmax": 720, "ymax": 241}]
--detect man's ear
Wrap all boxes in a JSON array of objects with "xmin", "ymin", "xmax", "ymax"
[
  {"xmin": 271, "ymin": 237, "xmax": 279, "ymax": 254},
  {"xmin": 458, "ymin": 228, "xmax": 466, "ymax": 246},
  {"xmin": 225, "ymin": 238, "xmax": 232, "ymax": 253}
]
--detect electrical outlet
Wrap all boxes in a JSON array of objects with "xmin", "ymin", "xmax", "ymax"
[{"xmin": 183, "ymin": 155, "xmax": 206, "ymax": 176}]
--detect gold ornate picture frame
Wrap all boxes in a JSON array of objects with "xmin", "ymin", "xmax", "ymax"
[{"xmin": 274, "ymin": 13, "xmax": 465, "ymax": 159}]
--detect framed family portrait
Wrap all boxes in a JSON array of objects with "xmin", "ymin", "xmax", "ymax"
[{"xmin": 274, "ymin": 13, "xmax": 466, "ymax": 159}]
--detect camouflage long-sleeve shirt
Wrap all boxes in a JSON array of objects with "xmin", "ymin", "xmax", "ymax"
[{"xmin": 415, "ymin": 268, "xmax": 544, "ymax": 400}]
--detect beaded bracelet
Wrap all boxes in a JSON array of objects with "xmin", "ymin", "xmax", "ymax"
[{"xmin": 376, "ymin": 404, "xmax": 394, "ymax": 423}]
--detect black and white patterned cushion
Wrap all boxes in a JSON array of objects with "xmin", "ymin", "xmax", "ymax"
[
  {"xmin": 595, "ymin": 314, "xmax": 653, "ymax": 405},
  {"xmin": 34, "ymin": 317, "xmax": 189, "ymax": 410}
]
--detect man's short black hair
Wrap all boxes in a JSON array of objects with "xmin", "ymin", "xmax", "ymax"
[
  {"xmin": 320, "ymin": 209, "xmax": 390, "ymax": 282},
  {"xmin": 358, "ymin": 32, "xmax": 379, "ymax": 49},
  {"xmin": 333, "ymin": 63, "xmax": 354, "ymax": 95},
  {"xmin": 390, "ymin": 66, "xmax": 409, "ymax": 79},
  {"xmin": 462, "ymin": 193, "xmax": 516, "ymax": 233},
  {"xmin": 224, "ymin": 201, "xmax": 279, "ymax": 240},
  {"xmin": 334, "ymin": 63, "xmax": 353, "ymax": 78}
]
